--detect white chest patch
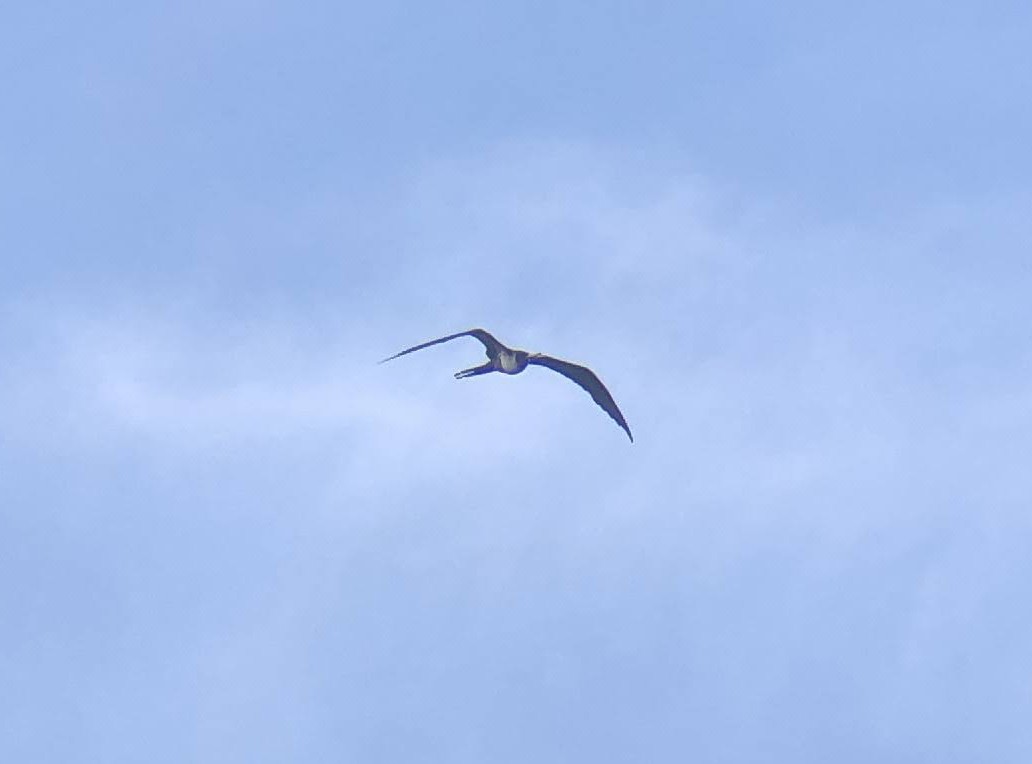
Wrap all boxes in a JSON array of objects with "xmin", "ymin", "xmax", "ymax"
[{"xmin": 499, "ymin": 352, "xmax": 519, "ymax": 373}]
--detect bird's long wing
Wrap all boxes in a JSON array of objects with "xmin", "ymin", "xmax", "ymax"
[
  {"xmin": 527, "ymin": 355, "xmax": 633, "ymax": 442},
  {"xmin": 379, "ymin": 328, "xmax": 504, "ymax": 363}
]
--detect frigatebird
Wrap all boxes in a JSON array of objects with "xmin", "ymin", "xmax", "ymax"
[{"xmin": 380, "ymin": 328, "xmax": 633, "ymax": 442}]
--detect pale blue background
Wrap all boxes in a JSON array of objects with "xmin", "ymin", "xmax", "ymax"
[{"xmin": 2, "ymin": 2, "xmax": 1031, "ymax": 761}]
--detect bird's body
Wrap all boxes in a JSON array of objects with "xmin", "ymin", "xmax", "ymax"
[
  {"xmin": 496, "ymin": 348, "xmax": 527, "ymax": 374},
  {"xmin": 380, "ymin": 328, "xmax": 633, "ymax": 441}
]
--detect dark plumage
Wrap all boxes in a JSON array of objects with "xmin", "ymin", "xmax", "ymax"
[{"xmin": 380, "ymin": 328, "xmax": 632, "ymax": 442}]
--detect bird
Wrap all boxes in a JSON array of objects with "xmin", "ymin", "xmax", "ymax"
[{"xmin": 380, "ymin": 328, "xmax": 633, "ymax": 442}]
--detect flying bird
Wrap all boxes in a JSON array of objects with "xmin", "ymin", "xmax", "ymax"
[{"xmin": 380, "ymin": 328, "xmax": 633, "ymax": 442}]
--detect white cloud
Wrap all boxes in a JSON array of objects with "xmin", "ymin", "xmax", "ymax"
[
  {"xmin": 3, "ymin": 142, "xmax": 1031, "ymax": 761},
  {"xmin": 5, "ymin": 142, "xmax": 1028, "ymax": 519}
]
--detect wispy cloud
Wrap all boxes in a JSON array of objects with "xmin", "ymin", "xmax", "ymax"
[{"xmin": 3, "ymin": 141, "xmax": 1031, "ymax": 762}]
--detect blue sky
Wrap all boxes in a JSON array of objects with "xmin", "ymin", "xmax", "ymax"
[{"xmin": 3, "ymin": 2, "xmax": 1031, "ymax": 761}]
